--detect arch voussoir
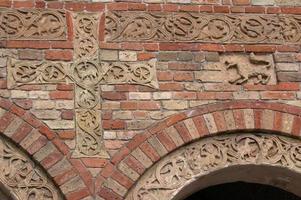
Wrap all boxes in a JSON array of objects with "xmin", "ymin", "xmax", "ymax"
[{"xmin": 97, "ymin": 100, "xmax": 301, "ymax": 200}]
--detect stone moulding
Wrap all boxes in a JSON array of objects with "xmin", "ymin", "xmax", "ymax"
[
  {"xmin": 0, "ymin": 135, "xmax": 63, "ymax": 200},
  {"xmin": 127, "ymin": 133, "xmax": 301, "ymax": 200},
  {"xmin": 105, "ymin": 12, "xmax": 301, "ymax": 44},
  {"xmin": 0, "ymin": 9, "xmax": 67, "ymax": 40}
]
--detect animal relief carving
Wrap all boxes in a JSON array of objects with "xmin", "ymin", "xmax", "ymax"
[{"xmin": 196, "ymin": 53, "xmax": 276, "ymax": 85}]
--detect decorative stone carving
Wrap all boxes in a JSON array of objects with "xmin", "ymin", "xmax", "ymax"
[
  {"xmin": 127, "ymin": 133, "xmax": 301, "ymax": 200},
  {"xmin": 0, "ymin": 135, "xmax": 62, "ymax": 200},
  {"xmin": 73, "ymin": 13, "xmax": 99, "ymax": 59},
  {"xmin": 0, "ymin": 9, "xmax": 66, "ymax": 40},
  {"xmin": 7, "ymin": 58, "xmax": 159, "ymax": 89},
  {"xmin": 7, "ymin": 58, "xmax": 68, "ymax": 88},
  {"xmin": 105, "ymin": 12, "xmax": 301, "ymax": 44},
  {"xmin": 196, "ymin": 53, "xmax": 276, "ymax": 85}
]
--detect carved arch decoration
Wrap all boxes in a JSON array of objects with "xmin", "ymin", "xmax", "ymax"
[
  {"xmin": 126, "ymin": 132, "xmax": 301, "ymax": 200},
  {"xmin": 0, "ymin": 134, "xmax": 64, "ymax": 200},
  {"xmin": 96, "ymin": 100, "xmax": 301, "ymax": 199}
]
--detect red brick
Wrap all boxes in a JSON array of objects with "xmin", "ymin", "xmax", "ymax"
[
  {"xmin": 173, "ymin": 92, "xmax": 196, "ymax": 99},
  {"xmin": 245, "ymin": 45, "xmax": 276, "ymax": 53},
  {"xmin": 47, "ymin": 1, "xmax": 63, "ymax": 9},
  {"xmin": 169, "ymin": 62, "xmax": 199, "ymax": 70},
  {"xmin": 0, "ymin": 80, "xmax": 6, "ymax": 89},
  {"xmin": 0, "ymin": 0, "xmax": 11, "ymax": 7},
  {"xmin": 0, "ymin": 112, "xmax": 15, "ymax": 132},
  {"xmin": 11, "ymin": 122, "xmax": 33, "ymax": 143},
  {"xmin": 107, "ymin": 3, "xmax": 128, "ymax": 11},
  {"xmin": 57, "ymin": 83, "xmax": 74, "ymax": 91},
  {"xmin": 277, "ymin": 45, "xmax": 300, "ymax": 52},
  {"xmin": 245, "ymin": 83, "xmax": 300, "ymax": 91},
  {"xmin": 97, "ymin": 187, "xmax": 122, "ymax": 200},
  {"xmin": 292, "ymin": 117, "xmax": 301, "ymax": 136},
  {"xmin": 261, "ymin": 91, "xmax": 295, "ymax": 100},
  {"xmin": 254, "ymin": 109, "xmax": 262, "ymax": 129},
  {"xmin": 66, "ymin": 188, "xmax": 90, "ymax": 200},
  {"xmin": 157, "ymin": 71, "xmax": 173, "ymax": 81},
  {"xmin": 163, "ymin": 4, "xmax": 178, "ymax": 12},
  {"xmin": 99, "ymin": 42, "xmax": 120, "ymax": 49},
  {"xmin": 125, "ymin": 155, "xmax": 145, "ymax": 174},
  {"xmin": 102, "ymin": 92, "xmax": 127, "ymax": 100},
  {"xmin": 58, "ymin": 130, "xmax": 75, "ymax": 139},
  {"xmin": 273, "ymin": 111, "xmax": 282, "ymax": 131},
  {"xmin": 267, "ymin": 7, "xmax": 280, "ymax": 14},
  {"xmin": 233, "ymin": 109, "xmax": 245, "ymax": 129},
  {"xmin": 232, "ymin": 0, "xmax": 250, "ymax": 5},
  {"xmin": 121, "ymin": 42, "xmax": 143, "ymax": 50},
  {"xmin": 103, "ymin": 120, "xmax": 125, "ymax": 130},
  {"xmin": 147, "ymin": 4, "xmax": 161, "ymax": 11},
  {"xmin": 143, "ymin": 43, "xmax": 159, "ymax": 51},
  {"xmin": 61, "ymin": 110, "xmax": 74, "ymax": 120},
  {"xmin": 245, "ymin": 6, "xmax": 265, "ymax": 13},
  {"xmin": 53, "ymin": 138, "xmax": 70, "ymax": 155},
  {"xmin": 137, "ymin": 52, "xmax": 155, "ymax": 61},
  {"xmin": 193, "ymin": 116, "xmax": 209, "ymax": 136},
  {"xmin": 41, "ymin": 150, "xmax": 63, "ymax": 169},
  {"xmin": 121, "ymin": 102, "xmax": 137, "ymax": 110},
  {"xmin": 230, "ymin": 6, "xmax": 245, "ymax": 13},
  {"xmin": 45, "ymin": 50, "xmax": 73, "ymax": 61},
  {"xmin": 13, "ymin": 0, "xmax": 34, "ymax": 8},
  {"xmin": 39, "ymin": 125, "xmax": 55, "ymax": 139},
  {"xmin": 140, "ymin": 142, "xmax": 160, "ymax": 162},
  {"xmin": 281, "ymin": 7, "xmax": 301, "ymax": 14},
  {"xmin": 35, "ymin": 1, "xmax": 46, "ymax": 8},
  {"xmin": 128, "ymin": 3, "xmax": 146, "ymax": 10},
  {"xmin": 137, "ymin": 102, "xmax": 160, "ymax": 110},
  {"xmin": 200, "ymin": 44, "xmax": 224, "ymax": 52},
  {"xmin": 10, "ymin": 104, "xmax": 26, "ymax": 116},
  {"xmin": 51, "ymin": 41, "xmax": 73, "ymax": 49},
  {"xmin": 49, "ymin": 91, "xmax": 73, "ymax": 100},
  {"xmin": 174, "ymin": 72, "xmax": 194, "ymax": 81},
  {"xmin": 213, "ymin": 111, "xmax": 227, "ymax": 132},
  {"xmin": 65, "ymin": 2, "xmax": 85, "ymax": 11},
  {"xmin": 159, "ymin": 83, "xmax": 184, "ymax": 91},
  {"xmin": 111, "ymin": 170, "xmax": 134, "ymax": 189},
  {"xmin": 14, "ymin": 99, "xmax": 32, "ymax": 110},
  {"xmin": 85, "ymin": 2, "xmax": 105, "ymax": 12},
  {"xmin": 174, "ymin": 123, "xmax": 192, "ymax": 143},
  {"xmin": 213, "ymin": 6, "xmax": 230, "ymax": 13},
  {"xmin": 224, "ymin": 44, "xmax": 244, "ymax": 52},
  {"xmin": 199, "ymin": 5, "xmax": 213, "ymax": 12},
  {"xmin": 157, "ymin": 131, "xmax": 176, "ymax": 151},
  {"xmin": 7, "ymin": 41, "xmax": 51, "ymax": 49},
  {"xmin": 27, "ymin": 136, "xmax": 48, "ymax": 155},
  {"xmin": 82, "ymin": 158, "xmax": 108, "ymax": 168},
  {"xmin": 179, "ymin": 5, "xmax": 199, "ymax": 12},
  {"xmin": 54, "ymin": 168, "xmax": 78, "ymax": 185}
]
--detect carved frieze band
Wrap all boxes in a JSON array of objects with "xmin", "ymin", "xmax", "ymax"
[
  {"xmin": 197, "ymin": 53, "xmax": 277, "ymax": 85},
  {"xmin": 105, "ymin": 12, "xmax": 301, "ymax": 44},
  {"xmin": 0, "ymin": 9, "xmax": 66, "ymax": 40},
  {"xmin": 0, "ymin": 135, "xmax": 62, "ymax": 200},
  {"xmin": 127, "ymin": 133, "xmax": 301, "ymax": 200}
]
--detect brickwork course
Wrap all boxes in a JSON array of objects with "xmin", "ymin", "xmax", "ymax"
[{"xmin": 1, "ymin": 0, "xmax": 301, "ymax": 199}]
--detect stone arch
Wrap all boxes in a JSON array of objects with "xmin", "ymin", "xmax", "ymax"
[
  {"xmin": 96, "ymin": 100, "xmax": 301, "ymax": 199},
  {"xmin": 0, "ymin": 134, "xmax": 64, "ymax": 200},
  {"xmin": 0, "ymin": 97, "xmax": 94, "ymax": 200}
]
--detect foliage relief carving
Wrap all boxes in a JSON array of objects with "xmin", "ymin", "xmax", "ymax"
[
  {"xmin": 105, "ymin": 12, "xmax": 301, "ymax": 44},
  {"xmin": 127, "ymin": 133, "xmax": 301, "ymax": 200}
]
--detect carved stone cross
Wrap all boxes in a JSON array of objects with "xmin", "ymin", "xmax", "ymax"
[{"xmin": 6, "ymin": 12, "xmax": 158, "ymax": 158}]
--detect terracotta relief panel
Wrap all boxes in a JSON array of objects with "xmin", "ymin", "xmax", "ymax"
[
  {"xmin": 0, "ymin": 9, "xmax": 67, "ymax": 40},
  {"xmin": 0, "ymin": 135, "xmax": 63, "ymax": 200},
  {"xmin": 196, "ymin": 53, "xmax": 277, "ymax": 85},
  {"xmin": 127, "ymin": 133, "xmax": 301, "ymax": 200},
  {"xmin": 105, "ymin": 12, "xmax": 301, "ymax": 44}
]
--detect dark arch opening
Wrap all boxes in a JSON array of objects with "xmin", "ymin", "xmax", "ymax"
[{"xmin": 185, "ymin": 181, "xmax": 301, "ymax": 200}]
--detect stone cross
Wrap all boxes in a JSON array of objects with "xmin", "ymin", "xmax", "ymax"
[{"xmin": 6, "ymin": 12, "xmax": 158, "ymax": 158}]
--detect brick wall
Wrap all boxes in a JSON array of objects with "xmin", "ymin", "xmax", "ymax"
[{"xmin": 1, "ymin": 0, "xmax": 301, "ymax": 199}]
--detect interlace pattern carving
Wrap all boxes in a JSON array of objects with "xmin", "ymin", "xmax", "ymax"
[
  {"xmin": 105, "ymin": 12, "xmax": 301, "ymax": 44},
  {"xmin": 0, "ymin": 9, "xmax": 66, "ymax": 40},
  {"xmin": 0, "ymin": 135, "xmax": 62, "ymax": 200},
  {"xmin": 127, "ymin": 133, "xmax": 301, "ymax": 200}
]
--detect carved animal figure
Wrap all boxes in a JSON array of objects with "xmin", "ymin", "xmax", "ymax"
[{"xmin": 225, "ymin": 53, "xmax": 271, "ymax": 85}]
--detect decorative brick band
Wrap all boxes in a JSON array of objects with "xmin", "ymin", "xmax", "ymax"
[
  {"xmin": 96, "ymin": 100, "xmax": 301, "ymax": 199},
  {"xmin": 105, "ymin": 11, "xmax": 301, "ymax": 44}
]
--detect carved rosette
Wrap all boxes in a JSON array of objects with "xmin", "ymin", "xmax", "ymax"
[
  {"xmin": 105, "ymin": 12, "xmax": 301, "ymax": 44},
  {"xmin": 7, "ymin": 58, "xmax": 68, "ymax": 89},
  {"xmin": 0, "ymin": 9, "xmax": 66, "ymax": 40},
  {"xmin": 0, "ymin": 135, "xmax": 62, "ymax": 200},
  {"xmin": 127, "ymin": 133, "xmax": 301, "ymax": 200}
]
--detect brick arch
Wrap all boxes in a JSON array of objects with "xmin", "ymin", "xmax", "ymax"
[
  {"xmin": 96, "ymin": 100, "xmax": 301, "ymax": 200},
  {"xmin": 0, "ymin": 97, "xmax": 94, "ymax": 200}
]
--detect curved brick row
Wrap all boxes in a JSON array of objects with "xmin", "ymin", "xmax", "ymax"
[
  {"xmin": 96, "ymin": 100, "xmax": 301, "ymax": 199},
  {"xmin": 0, "ymin": 97, "xmax": 94, "ymax": 200}
]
